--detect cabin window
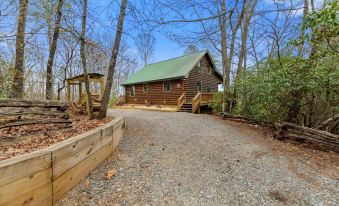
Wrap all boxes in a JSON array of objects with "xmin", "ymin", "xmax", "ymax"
[
  {"xmin": 196, "ymin": 61, "xmax": 201, "ymax": 73},
  {"xmin": 208, "ymin": 66, "xmax": 212, "ymax": 75},
  {"xmin": 130, "ymin": 85, "xmax": 135, "ymax": 96},
  {"xmin": 163, "ymin": 81, "xmax": 171, "ymax": 92},
  {"xmin": 206, "ymin": 83, "xmax": 211, "ymax": 93},
  {"xmin": 143, "ymin": 84, "xmax": 148, "ymax": 93},
  {"xmin": 196, "ymin": 81, "xmax": 202, "ymax": 92}
]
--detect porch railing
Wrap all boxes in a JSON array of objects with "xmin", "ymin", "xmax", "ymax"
[
  {"xmin": 192, "ymin": 92, "xmax": 214, "ymax": 113},
  {"xmin": 201, "ymin": 93, "xmax": 213, "ymax": 102},
  {"xmin": 177, "ymin": 92, "xmax": 186, "ymax": 110},
  {"xmin": 192, "ymin": 92, "xmax": 202, "ymax": 113}
]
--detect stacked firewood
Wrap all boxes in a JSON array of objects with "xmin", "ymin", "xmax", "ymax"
[
  {"xmin": 0, "ymin": 99, "xmax": 71, "ymax": 129},
  {"xmin": 221, "ymin": 113, "xmax": 339, "ymax": 152}
]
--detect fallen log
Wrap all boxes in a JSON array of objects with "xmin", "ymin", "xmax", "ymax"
[
  {"xmin": 222, "ymin": 113, "xmax": 274, "ymax": 127},
  {"xmin": 315, "ymin": 114, "xmax": 339, "ymax": 130},
  {"xmin": 0, "ymin": 99, "xmax": 69, "ymax": 111},
  {"xmin": 0, "ymin": 118, "xmax": 71, "ymax": 129},
  {"xmin": 274, "ymin": 122, "xmax": 339, "ymax": 152},
  {"xmin": 0, "ymin": 110, "xmax": 69, "ymax": 119},
  {"xmin": 282, "ymin": 133, "xmax": 339, "ymax": 152},
  {"xmin": 221, "ymin": 113, "xmax": 339, "ymax": 152}
]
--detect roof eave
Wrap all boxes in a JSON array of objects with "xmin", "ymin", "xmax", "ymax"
[{"xmin": 121, "ymin": 76, "xmax": 185, "ymax": 86}]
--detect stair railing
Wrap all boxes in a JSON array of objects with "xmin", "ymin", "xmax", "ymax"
[
  {"xmin": 192, "ymin": 92, "xmax": 202, "ymax": 113},
  {"xmin": 177, "ymin": 92, "xmax": 186, "ymax": 111}
]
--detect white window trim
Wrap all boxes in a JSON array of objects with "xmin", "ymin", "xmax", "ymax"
[
  {"xmin": 143, "ymin": 84, "xmax": 148, "ymax": 93},
  {"xmin": 130, "ymin": 85, "xmax": 135, "ymax": 97},
  {"xmin": 163, "ymin": 81, "xmax": 171, "ymax": 92},
  {"xmin": 206, "ymin": 83, "xmax": 211, "ymax": 93},
  {"xmin": 196, "ymin": 81, "xmax": 202, "ymax": 92},
  {"xmin": 196, "ymin": 61, "xmax": 201, "ymax": 73}
]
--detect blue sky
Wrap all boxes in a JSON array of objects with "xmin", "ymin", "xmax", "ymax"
[
  {"xmin": 152, "ymin": 33, "xmax": 184, "ymax": 62},
  {"xmin": 87, "ymin": 0, "xmax": 186, "ymax": 65}
]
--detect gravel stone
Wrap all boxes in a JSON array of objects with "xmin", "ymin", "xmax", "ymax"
[{"xmin": 58, "ymin": 109, "xmax": 339, "ymax": 206}]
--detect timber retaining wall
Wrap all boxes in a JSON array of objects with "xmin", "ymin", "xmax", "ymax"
[{"xmin": 0, "ymin": 116, "xmax": 126, "ymax": 205}]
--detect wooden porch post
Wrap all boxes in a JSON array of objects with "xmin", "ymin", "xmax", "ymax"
[
  {"xmin": 66, "ymin": 80, "xmax": 70, "ymax": 102},
  {"xmin": 100, "ymin": 77, "xmax": 105, "ymax": 100},
  {"xmin": 79, "ymin": 80, "xmax": 82, "ymax": 102}
]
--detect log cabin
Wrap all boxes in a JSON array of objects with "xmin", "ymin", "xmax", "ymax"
[{"xmin": 121, "ymin": 51, "xmax": 223, "ymax": 113}]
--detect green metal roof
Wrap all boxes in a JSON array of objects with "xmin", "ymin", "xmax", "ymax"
[{"xmin": 121, "ymin": 51, "xmax": 207, "ymax": 85}]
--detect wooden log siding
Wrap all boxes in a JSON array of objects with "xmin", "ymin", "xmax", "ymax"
[
  {"xmin": 185, "ymin": 55, "xmax": 221, "ymax": 102},
  {"xmin": 125, "ymin": 79, "xmax": 184, "ymax": 105}
]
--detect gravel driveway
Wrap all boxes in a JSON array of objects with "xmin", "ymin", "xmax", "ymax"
[{"xmin": 59, "ymin": 109, "xmax": 339, "ymax": 206}]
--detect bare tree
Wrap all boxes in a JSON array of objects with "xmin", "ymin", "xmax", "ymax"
[
  {"xmin": 46, "ymin": 0, "xmax": 64, "ymax": 100},
  {"xmin": 135, "ymin": 32, "xmax": 155, "ymax": 66},
  {"xmin": 287, "ymin": 0, "xmax": 309, "ymax": 123},
  {"xmin": 98, "ymin": 0, "xmax": 128, "ymax": 118},
  {"xmin": 297, "ymin": 0, "xmax": 309, "ymax": 56},
  {"xmin": 184, "ymin": 44, "xmax": 199, "ymax": 54},
  {"xmin": 80, "ymin": 0, "xmax": 94, "ymax": 118},
  {"xmin": 218, "ymin": 0, "xmax": 228, "ymax": 112},
  {"xmin": 11, "ymin": 0, "xmax": 29, "ymax": 99},
  {"xmin": 236, "ymin": 0, "xmax": 257, "ymax": 79}
]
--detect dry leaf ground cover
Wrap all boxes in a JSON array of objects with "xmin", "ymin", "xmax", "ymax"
[
  {"xmin": 59, "ymin": 109, "xmax": 339, "ymax": 205},
  {"xmin": 0, "ymin": 110, "xmax": 112, "ymax": 161}
]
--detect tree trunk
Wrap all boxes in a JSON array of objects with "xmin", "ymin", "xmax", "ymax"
[
  {"xmin": 297, "ymin": 0, "xmax": 308, "ymax": 56},
  {"xmin": 219, "ymin": 0, "xmax": 228, "ymax": 112},
  {"xmin": 45, "ymin": 0, "xmax": 64, "ymax": 100},
  {"xmin": 287, "ymin": 0, "xmax": 308, "ymax": 123},
  {"xmin": 233, "ymin": 0, "xmax": 257, "ymax": 108},
  {"xmin": 98, "ymin": 0, "xmax": 128, "ymax": 118},
  {"xmin": 11, "ymin": 0, "xmax": 29, "ymax": 99},
  {"xmin": 236, "ymin": 0, "xmax": 257, "ymax": 80},
  {"xmin": 80, "ymin": 0, "xmax": 94, "ymax": 119}
]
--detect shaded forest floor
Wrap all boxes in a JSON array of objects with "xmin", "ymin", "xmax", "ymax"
[{"xmin": 0, "ymin": 110, "xmax": 112, "ymax": 161}]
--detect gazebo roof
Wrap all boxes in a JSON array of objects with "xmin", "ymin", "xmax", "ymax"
[{"xmin": 66, "ymin": 73, "xmax": 105, "ymax": 81}]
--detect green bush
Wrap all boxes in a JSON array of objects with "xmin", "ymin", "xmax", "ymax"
[{"xmin": 209, "ymin": 92, "xmax": 223, "ymax": 113}]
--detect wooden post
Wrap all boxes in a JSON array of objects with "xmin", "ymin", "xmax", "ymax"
[
  {"xmin": 57, "ymin": 82, "xmax": 60, "ymax": 100},
  {"xmin": 66, "ymin": 80, "xmax": 70, "ymax": 102},
  {"xmin": 100, "ymin": 77, "xmax": 105, "ymax": 101},
  {"xmin": 85, "ymin": 94, "xmax": 90, "ymax": 115},
  {"xmin": 79, "ymin": 81, "xmax": 82, "ymax": 102},
  {"xmin": 72, "ymin": 82, "xmax": 75, "ymax": 102}
]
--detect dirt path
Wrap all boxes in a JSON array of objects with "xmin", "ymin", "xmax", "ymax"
[{"xmin": 59, "ymin": 109, "xmax": 339, "ymax": 205}]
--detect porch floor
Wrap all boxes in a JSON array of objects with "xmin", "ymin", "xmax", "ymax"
[{"xmin": 113, "ymin": 104, "xmax": 178, "ymax": 112}]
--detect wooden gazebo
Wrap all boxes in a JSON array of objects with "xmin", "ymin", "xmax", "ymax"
[{"xmin": 65, "ymin": 73, "xmax": 105, "ymax": 113}]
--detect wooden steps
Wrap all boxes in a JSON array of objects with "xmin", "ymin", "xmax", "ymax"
[{"xmin": 179, "ymin": 103, "xmax": 192, "ymax": 113}]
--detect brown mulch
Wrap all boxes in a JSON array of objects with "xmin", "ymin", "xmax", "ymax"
[{"xmin": 0, "ymin": 110, "xmax": 112, "ymax": 161}]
